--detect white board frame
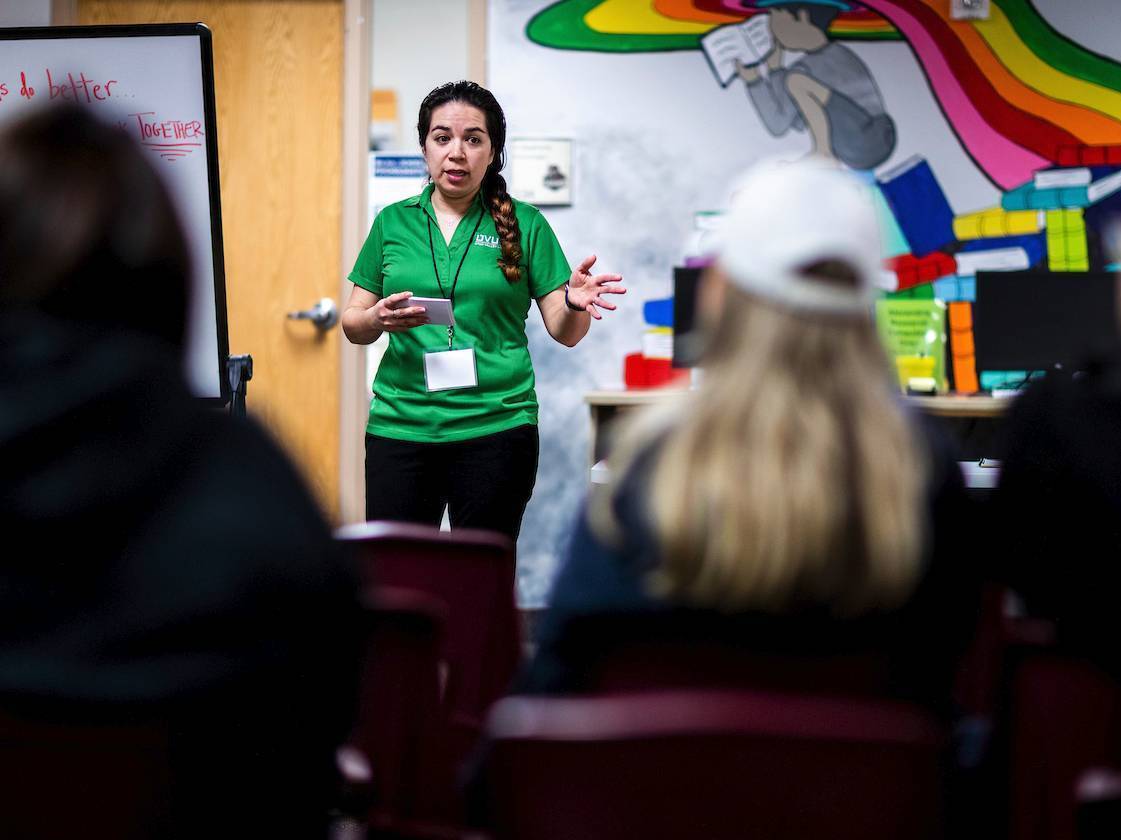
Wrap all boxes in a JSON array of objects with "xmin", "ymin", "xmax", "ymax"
[{"xmin": 0, "ymin": 23, "xmax": 230, "ymax": 404}]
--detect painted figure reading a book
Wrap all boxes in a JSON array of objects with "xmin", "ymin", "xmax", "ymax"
[{"xmin": 716, "ymin": 0, "xmax": 896, "ymax": 171}]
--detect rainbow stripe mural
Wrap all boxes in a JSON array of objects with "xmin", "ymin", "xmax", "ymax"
[
  {"xmin": 527, "ymin": 0, "xmax": 898, "ymax": 52},
  {"xmin": 527, "ymin": 0, "xmax": 1121, "ymax": 191},
  {"xmin": 860, "ymin": 0, "xmax": 1121, "ymax": 189}
]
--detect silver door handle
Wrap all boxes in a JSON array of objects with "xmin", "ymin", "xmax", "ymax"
[{"xmin": 287, "ymin": 297, "xmax": 338, "ymax": 331}]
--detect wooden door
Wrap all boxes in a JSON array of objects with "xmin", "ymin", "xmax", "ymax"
[{"xmin": 77, "ymin": 0, "xmax": 344, "ymax": 520}]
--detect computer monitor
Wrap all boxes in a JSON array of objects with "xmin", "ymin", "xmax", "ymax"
[
  {"xmin": 973, "ymin": 270, "xmax": 1119, "ymax": 377},
  {"xmin": 672, "ymin": 266, "xmax": 704, "ymax": 368}
]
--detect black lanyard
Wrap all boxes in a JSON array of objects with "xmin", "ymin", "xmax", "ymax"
[
  {"xmin": 426, "ymin": 208, "xmax": 485, "ymax": 349},
  {"xmin": 426, "ymin": 207, "xmax": 485, "ymax": 307}
]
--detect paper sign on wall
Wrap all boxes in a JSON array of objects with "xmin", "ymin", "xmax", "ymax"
[
  {"xmin": 875, "ymin": 299, "xmax": 949, "ymax": 393},
  {"xmin": 370, "ymin": 152, "xmax": 428, "ymax": 227},
  {"xmin": 510, "ymin": 138, "xmax": 572, "ymax": 206}
]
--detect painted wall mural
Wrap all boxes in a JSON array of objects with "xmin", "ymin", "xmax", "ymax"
[
  {"xmin": 493, "ymin": 0, "xmax": 1121, "ymax": 605},
  {"xmin": 527, "ymin": 1, "xmax": 1121, "ymax": 187}
]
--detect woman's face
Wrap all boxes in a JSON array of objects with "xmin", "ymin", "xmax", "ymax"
[{"xmin": 423, "ymin": 102, "xmax": 494, "ymax": 204}]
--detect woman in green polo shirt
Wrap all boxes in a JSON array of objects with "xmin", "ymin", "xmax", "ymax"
[{"xmin": 342, "ymin": 81, "xmax": 625, "ymax": 540}]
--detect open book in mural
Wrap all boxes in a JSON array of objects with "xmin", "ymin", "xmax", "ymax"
[{"xmin": 700, "ymin": 13, "xmax": 773, "ymax": 85}]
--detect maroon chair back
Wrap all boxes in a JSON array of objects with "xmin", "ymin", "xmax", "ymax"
[
  {"xmin": 953, "ymin": 585, "xmax": 1056, "ymax": 719},
  {"xmin": 547, "ymin": 611, "xmax": 900, "ymax": 700},
  {"xmin": 336, "ymin": 521, "xmax": 520, "ymax": 730},
  {"xmin": 953, "ymin": 583, "xmax": 1014, "ymax": 717},
  {"xmin": 595, "ymin": 644, "xmax": 894, "ymax": 695},
  {"xmin": 485, "ymin": 690, "xmax": 948, "ymax": 840},
  {"xmin": 1007, "ymin": 650, "xmax": 1121, "ymax": 840},
  {"xmin": 337, "ymin": 521, "xmax": 519, "ymax": 825},
  {"xmin": 0, "ymin": 709, "xmax": 173, "ymax": 839},
  {"xmin": 339, "ymin": 587, "xmax": 449, "ymax": 827}
]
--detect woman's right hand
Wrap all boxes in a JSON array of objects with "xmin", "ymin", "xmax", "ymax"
[
  {"xmin": 342, "ymin": 286, "xmax": 429, "ymax": 345},
  {"xmin": 370, "ymin": 291, "xmax": 430, "ymax": 332}
]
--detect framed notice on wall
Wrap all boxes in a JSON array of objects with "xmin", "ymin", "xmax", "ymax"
[{"xmin": 510, "ymin": 137, "xmax": 572, "ymax": 206}]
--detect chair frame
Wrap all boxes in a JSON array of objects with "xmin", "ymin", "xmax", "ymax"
[{"xmin": 485, "ymin": 689, "xmax": 948, "ymax": 840}]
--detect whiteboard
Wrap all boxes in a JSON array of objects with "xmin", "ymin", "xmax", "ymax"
[{"xmin": 0, "ymin": 24, "xmax": 229, "ymax": 402}]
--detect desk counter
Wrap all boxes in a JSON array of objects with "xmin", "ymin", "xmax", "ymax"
[{"xmin": 584, "ymin": 389, "xmax": 1012, "ymax": 464}]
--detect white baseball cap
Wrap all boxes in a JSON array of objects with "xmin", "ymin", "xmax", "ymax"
[{"xmin": 715, "ymin": 156, "xmax": 882, "ymax": 317}]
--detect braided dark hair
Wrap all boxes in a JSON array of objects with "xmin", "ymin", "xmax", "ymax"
[{"xmin": 418, "ymin": 81, "xmax": 523, "ymax": 283}]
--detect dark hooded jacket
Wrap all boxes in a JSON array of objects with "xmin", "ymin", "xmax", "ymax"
[
  {"xmin": 993, "ymin": 350, "xmax": 1121, "ymax": 678},
  {"xmin": 0, "ymin": 311, "xmax": 359, "ymax": 836}
]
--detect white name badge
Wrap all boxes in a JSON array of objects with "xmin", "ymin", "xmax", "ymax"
[{"xmin": 424, "ymin": 347, "xmax": 477, "ymax": 391}]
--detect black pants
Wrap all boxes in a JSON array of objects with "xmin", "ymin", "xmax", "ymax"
[{"xmin": 365, "ymin": 424, "xmax": 539, "ymax": 541}]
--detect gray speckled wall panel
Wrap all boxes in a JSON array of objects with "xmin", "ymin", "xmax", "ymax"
[{"xmin": 515, "ymin": 129, "xmax": 702, "ymax": 605}]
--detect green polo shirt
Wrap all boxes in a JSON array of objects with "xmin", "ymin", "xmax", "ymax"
[{"xmin": 348, "ymin": 184, "xmax": 571, "ymax": 443}]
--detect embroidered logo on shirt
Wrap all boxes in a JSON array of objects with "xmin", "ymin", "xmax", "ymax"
[{"xmin": 474, "ymin": 233, "xmax": 500, "ymax": 248}]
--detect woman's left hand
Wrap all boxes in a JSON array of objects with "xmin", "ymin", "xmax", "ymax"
[{"xmin": 566, "ymin": 255, "xmax": 626, "ymax": 320}]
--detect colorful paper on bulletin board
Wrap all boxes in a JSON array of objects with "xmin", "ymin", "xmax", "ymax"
[{"xmin": 874, "ymin": 299, "xmax": 948, "ymax": 393}]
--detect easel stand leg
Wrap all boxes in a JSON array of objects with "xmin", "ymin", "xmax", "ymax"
[{"xmin": 226, "ymin": 354, "xmax": 253, "ymax": 417}]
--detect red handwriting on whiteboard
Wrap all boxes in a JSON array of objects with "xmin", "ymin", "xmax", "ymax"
[
  {"xmin": 128, "ymin": 112, "xmax": 204, "ymax": 162},
  {"xmin": 46, "ymin": 70, "xmax": 117, "ymax": 102},
  {"xmin": 0, "ymin": 70, "xmax": 117, "ymax": 106}
]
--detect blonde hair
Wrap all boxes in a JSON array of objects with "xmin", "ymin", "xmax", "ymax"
[{"xmin": 595, "ymin": 271, "xmax": 927, "ymax": 617}]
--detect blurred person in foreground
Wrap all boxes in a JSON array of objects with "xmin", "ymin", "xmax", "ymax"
[
  {"xmin": 0, "ymin": 103, "xmax": 359, "ymax": 837},
  {"xmin": 519, "ymin": 157, "xmax": 980, "ymax": 714},
  {"xmin": 992, "ymin": 222, "xmax": 1121, "ymax": 679}
]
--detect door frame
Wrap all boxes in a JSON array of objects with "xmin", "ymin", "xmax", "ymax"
[
  {"xmin": 339, "ymin": 0, "xmax": 372, "ymax": 524},
  {"xmin": 50, "ymin": 1, "xmax": 77, "ymax": 22}
]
